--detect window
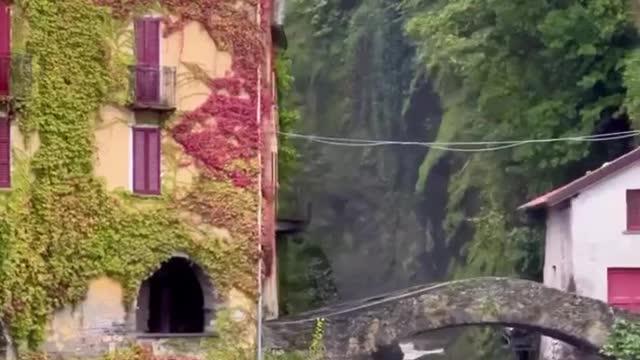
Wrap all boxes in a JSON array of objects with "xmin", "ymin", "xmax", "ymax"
[
  {"xmin": 134, "ymin": 17, "xmax": 160, "ymax": 104},
  {"xmin": 627, "ymin": 190, "xmax": 640, "ymax": 231},
  {"xmin": 0, "ymin": 1, "xmax": 11, "ymax": 97},
  {"xmin": 608, "ymin": 268, "xmax": 640, "ymax": 313},
  {"xmin": 0, "ymin": 116, "xmax": 9, "ymax": 188},
  {"xmin": 132, "ymin": 127, "xmax": 160, "ymax": 195}
]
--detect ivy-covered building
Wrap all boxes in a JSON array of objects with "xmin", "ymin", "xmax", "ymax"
[{"xmin": 0, "ymin": 0, "xmax": 284, "ymax": 358}]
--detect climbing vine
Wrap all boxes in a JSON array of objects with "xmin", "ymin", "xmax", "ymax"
[
  {"xmin": 0, "ymin": 0, "xmax": 275, "ymax": 354},
  {"xmin": 602, "ymin": 319, "xmax": 640, "ymax": 359}
]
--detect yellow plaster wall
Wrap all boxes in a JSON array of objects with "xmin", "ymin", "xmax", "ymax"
[
  {"xmin": 95, "ymin": 106, "xmax": 132, "ymax": 191},
  {"xmin": 228, "ymin": 288, "xmax": 258, "ymax": 343},
  {"xmin": 10, "ymin": 121, "xmax": 38, "ymax": 157},
  {"xmin": 94, "ymin": 18, "xmax": 233, "ymax": 192},
  {"xmin": 44, "ymin": 277, "xmax": 128, "ymax": 354}
]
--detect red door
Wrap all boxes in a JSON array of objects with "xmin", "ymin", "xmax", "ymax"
[
  {"xmin": 608, "ymin": 268, "xmax": 640, "ymax": 313},
  {"xmin": 135, "ymin": 18, "xmax": 160, "ymax": 104},
  {"xmin": 0, "ymin": 2, "xmax": 10, "ymax": 96}
]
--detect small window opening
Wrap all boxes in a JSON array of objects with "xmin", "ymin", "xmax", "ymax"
[
  {"xmin": 627, "ymin": 189, "xmax": 640, "ymax": 231},
  {"xmin": 138, "ymin": 257, "xmax": 206, "ymax": 334}
]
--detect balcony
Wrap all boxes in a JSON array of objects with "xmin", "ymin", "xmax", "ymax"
[
  {"xmin": 0, "ymin": 54, "xmax": 32, "ymax": 104},
  {"xmin": 128, "ymin": 65, "xmax": 176, "ymax": 112}
]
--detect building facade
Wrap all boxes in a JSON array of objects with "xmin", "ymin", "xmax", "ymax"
[
  {"xmin": 520, "ymin": 147, "xmax": 640, "ymax": 360},
  {"xmin": 0, "ymin": 0, "xmax": 282, "ymax": 358}
]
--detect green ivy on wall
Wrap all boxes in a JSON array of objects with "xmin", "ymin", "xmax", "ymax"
[{"xmin": 0, "ymin": 0, "xmax": 263, "ymax": 353}]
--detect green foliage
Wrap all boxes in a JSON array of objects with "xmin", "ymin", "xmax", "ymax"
[
  {"xmin": 405, "ymin": 0, "xmax": 639, "ymax": 282},
  {"xmin": 265, "ymin": 318, "xmax": 326, "ymax": 360},
  {"xmin": 276, "ymin": 51, "xmax": 300, "ymax": 184},
  {"xmin": 623, "ymin": 49, "xmax": 640, "ymax": 125},
  {"xmin": 453, "ymin": 196, "xmax": 542, "ymax": 279},
  {"xmin": 603, "ymin": 319, "xmax": 640, "ymax": 359},
  {"xmin": 406, "ymin": 0, "xmax": 637, "ymax": 185},
  {"xmin": 309, "ymin": 317, "xmax": 326, "ymax": 357},
  {"xmin": 277, "ymin": 238, "xmax": 337, "ymax": 315}
]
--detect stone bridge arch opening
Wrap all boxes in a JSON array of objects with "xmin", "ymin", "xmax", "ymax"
[
  {"xmin": 265, "ymin": 277, "xmax": 638, "ymax": 359},
  {"xmin": 370, "ymin": 326, "xmax": 537, "ymax": 360}
]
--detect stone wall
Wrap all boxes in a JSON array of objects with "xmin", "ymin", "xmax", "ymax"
[{"xmin": 42, "ymin": 278, "xmax": 130, "ymax": 357}]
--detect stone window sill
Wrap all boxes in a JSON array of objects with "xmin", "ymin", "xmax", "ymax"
[
  {"xmin": 135, "ymin": 332, "xmax": 217, "ymax": 339},
  {"xmin": 623, "ymin": 230, "xmax": 640, "ymax": 235}
]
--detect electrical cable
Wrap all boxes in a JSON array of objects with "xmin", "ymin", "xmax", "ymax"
[
  {"xmin": 278, "ymin": 130, "xmax": 640, "ymax": 152},
  {"xmin": 279, "ymin": 129, "xmax": 640, "ymax": 145}
]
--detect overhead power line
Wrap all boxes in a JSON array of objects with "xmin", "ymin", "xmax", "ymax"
[{"xmin": 278, "ymin": 130, "xmax": 640, "ymax": 152}]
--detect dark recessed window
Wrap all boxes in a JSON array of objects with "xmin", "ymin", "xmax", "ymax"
[{"xmin": 626, "ymin": 190, "xmax": 640, "ymax": 231}]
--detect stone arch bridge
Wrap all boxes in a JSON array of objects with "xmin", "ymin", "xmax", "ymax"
[{"xmin": 264, "ymin": 277, "xmax": 639, "ymax": 359}]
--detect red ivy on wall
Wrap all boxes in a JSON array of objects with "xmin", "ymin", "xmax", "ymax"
[
  {"xmin": 96, "ymin": 0, "xmax": 274, "ymax": 187},
  {"xmin": 96, "ymin": 0, "xmax": 277, "ymax": 276}
]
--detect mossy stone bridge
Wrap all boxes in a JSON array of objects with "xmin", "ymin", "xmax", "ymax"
[{"xmin": 264, "ymin": 277, "xmax": 639, "ymax": 359}]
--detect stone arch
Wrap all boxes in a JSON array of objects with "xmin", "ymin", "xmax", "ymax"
[
  {"xmin": 135, "ymin": 254, "xmax": 216, "ymax": 334},
  {"xmin": 265, "ymin": 277, "xmax": 640, "ymax": 359}
]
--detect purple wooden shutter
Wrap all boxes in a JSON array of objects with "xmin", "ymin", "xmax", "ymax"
[
  {"xmin": 144, "ymin": 20, "xmax": 160, "ymax": 66},
  {"xmin": 134, "ymin": 18, "xmax": 160, "ymax": 103},
  {"xmin": 147, "ymin": 128, "xmax": 160, "ymax": 194},
  {"xmin": 133, "ymin": 128, "xmax": 146, "ymax": 193},
  {"xmin": 132, "ymin": 128, "xmax": 161, "ymax": 194},
  {"xmin": 0, "ymin": 116, "xmax": 10, "ymax": 188},
  {"xmin": 0, "ymin": 2, "xmax": 10, "ymax": 97},
  {"xmin": 134, "ymin": 19, "xmax": 147, "ymax": 103},
  {"xmin": 145, "ymin": 20, "xmax": 160, "ymax": 103},
  {"xmin": 134, "ymin": 19, "xmax": 145, "ymax": 64}
]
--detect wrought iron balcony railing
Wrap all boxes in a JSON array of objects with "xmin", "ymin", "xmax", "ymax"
[
  {"xmin": 0, "ymin": 54, "xmax": 32, "ymax": 102},
  {"xmin": 128, "ymin": 65, "xmax": 176, "ymax": 111}
]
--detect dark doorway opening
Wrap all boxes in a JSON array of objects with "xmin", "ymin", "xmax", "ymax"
[{"xmin": 146, "ymin": 257, "xmax": 205, "ymax": 333}]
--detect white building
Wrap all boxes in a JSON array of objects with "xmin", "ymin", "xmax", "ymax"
[{"xmin": 520, "ymin": 147, "xmax": 640, "ymax": 359}]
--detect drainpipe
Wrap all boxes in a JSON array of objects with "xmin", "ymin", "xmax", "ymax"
[
  {"xmin": 256, "ymin": 41, "xmax": 264, "ymax": 360},
  {"xmin": 257, "ymin": 258, "xmax": 264, "ymax": 360}
]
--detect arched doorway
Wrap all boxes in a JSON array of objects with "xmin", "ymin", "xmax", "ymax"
[{"xmin": 137, "ymin": 257, "xmax": 208, "ymax": 334}]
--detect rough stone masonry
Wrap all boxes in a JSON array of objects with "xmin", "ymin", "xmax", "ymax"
[{"xmin": 264, "ymin": 277, "xmax": 640, "ymax": 359}]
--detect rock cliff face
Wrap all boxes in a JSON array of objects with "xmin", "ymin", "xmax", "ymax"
[{"xmin": 282, "ymin": 0, "xmax": 455, "ymax": 303}]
